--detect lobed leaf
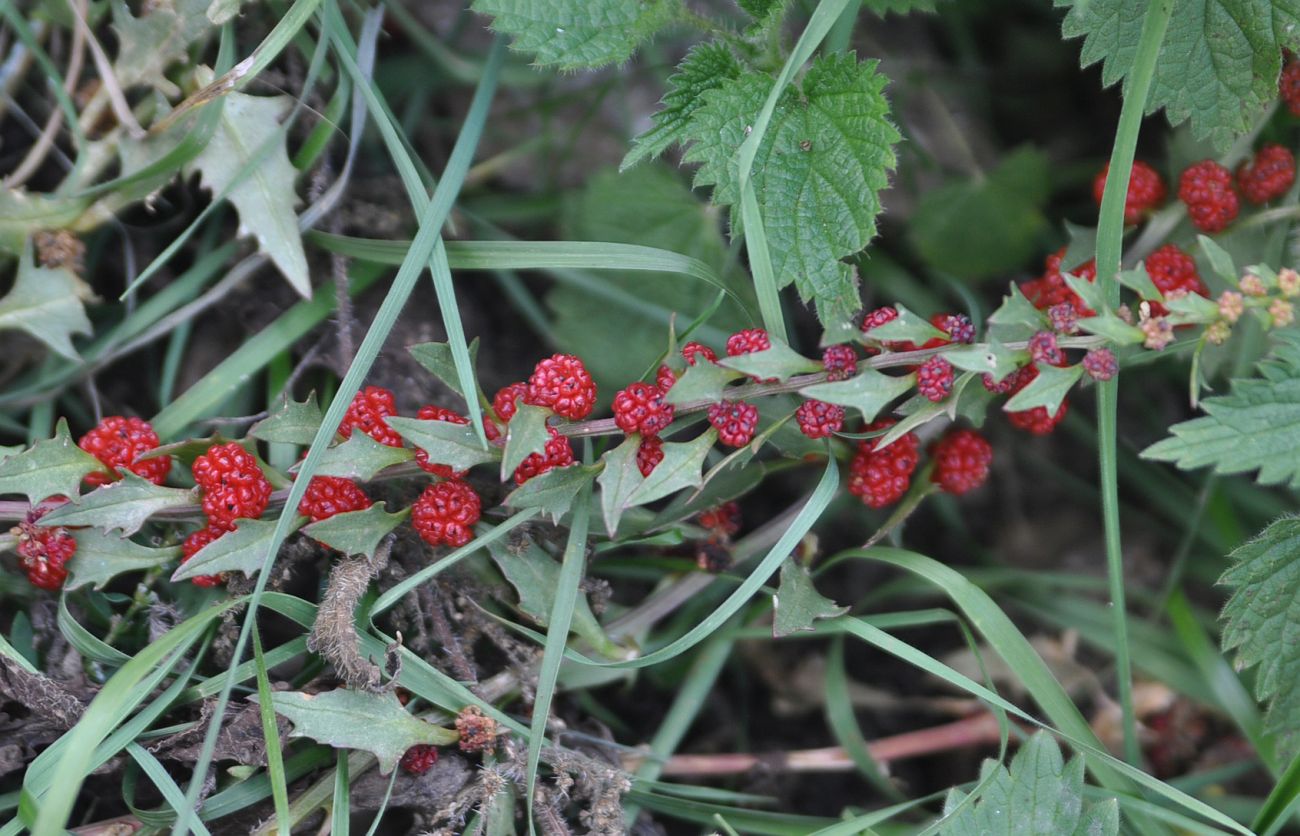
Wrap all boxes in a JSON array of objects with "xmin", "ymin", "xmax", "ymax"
[
  {"xmin": 302, "ymin": 502, "xmax": 409, "ymax": 560},
  {"xmin": 387, "ymin": 416, "xmax": 496, "ymax": 473},
  {"xmin": 0, "ymin": 246, "xmax": 92, "ymax": 361},
  {"xmin": 596, "ymin": 436, "xmax": 643, "ymax": 536},
  {"xmin": 250, "ymin": 394, "xmax": 324, "ymax": 445},
  {"xmin": 623, "ymin": 43, "xmax": 742, "ymax": 170},
  {"xmin": 41, "ymin": 473, "xmax": 196, "ymax": 537},
  {"xmin": 626, "ymin": 430, "xmax": 716, "ymax": 507},
  {"xmin": 505, "ymin": 464, "xmax": 597, "ymax": 524},
  {"xmin": 718, "ymin": 338, "xmax": 821, "ymax": 382},
  {"xmin": 772, "ymin": 557, "xmax": 848, "ymax": 638},
  {"xmin": 662, "ymin": 362, "xmax": 744, "ymax": 405},
  {"xmin": 0, "ymin": 419, "xmax": 105, "ymax": 504},
  {"xmin": 408, "ymin": 339, "xmax": 481, "ymax": 400},
  {"xmin": 171, "ymin": 517, "xmax": 304, "ymax": 581},
  {"xmin": 470, "ymin": 0, "xmax": 679, "ymax": 69},
  {"xmin": 1003, "ymin": 364, "xmax": 1084, "ymax": 414},
  {"xmin": 66, "ymin": 532, "xmax": 179, "ymax": 591},
  {"xmin": 312, "ymin": 431, "xmax": 415, "ymax": 480},
  {"xmin": 800, "ymin": 367, "xmax": 914, "ymax": 424},
  {"xmin": 500, "ymin": 404, "xmax": 553, "ymax": 482}
]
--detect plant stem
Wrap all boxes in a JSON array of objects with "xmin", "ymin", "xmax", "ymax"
[{"xmin": 1093, "ymin": 0, "xmax": 1174, "ymax": 769}]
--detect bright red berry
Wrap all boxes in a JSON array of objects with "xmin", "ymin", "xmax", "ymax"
[
  {"xmin": 513, "ymin": 427, "xmax": 575, "ymax": 485},
  {"xmin": 14, "ymin": 507, "xmax": 75, "ymax": 591},
  {"xmin": 400, "ymin": 744, "xmax": 439, "ymax": 775},
  {"xmin": 726, "ymin": 328, "xmax": 771, "ymax": 357},
  {"xmin": 298, "ymin": 476, "xmax": 371, "ymax": 523},
  {"xmin": 708, "ymin": 400, "xmax": 759, "ymax": 447},
  {"xmin": 656, "ymin": 364, "xmax": 677, "ymax": 392},
  {"xmin": 182, "ymin": 526, "xmax": 225, "ymax": 588},
  {"xmin": 192, "ymin": 443, "xmax": 272, "ymax": 531},
  {"xmin": 492, "ymin": 382, "xmax": 528, "ymax": 424},
  {"xmin": 916, "ymin": 356, "xmax": 955, "ymax": 402},
  {"xmin": 1093, "ymin": 160, "xmax": 1166, "ymax": 225},
  {"xmin": 1178, "ymin": 160, "xmax": 1239, "ymax": 233},
  {"xmin": 697, "ymin": 501, "xmax": 741, "ymax": 537},
  {"xmin": 795, "ymin": 399, "xmax": 845, "ymax": 439},
  {"xmin": 930, "ymin": 313, "xmax": 975, "ymax": 345},
  {"xmin": 412, "ymin": 480, "xmax": 482, "ymax": 548},
  {"xmin": 1028, "ymin": 331, "xmax": 1063, "ymax": 366},
  {"xmin": 525, "ymin": 354, "xmax": 597, "ymax": 420},
  {"xmin": 1047, "ymin": 303, "xmax": 1079, "ymax": 334},
  {"xmin": 339, "ymin": 386, "xmax": 403, "ymax": 447},
  {"xmin": 930, "ymin": 429, "xmax": 993, "ymax": 495},
  {"xmin": 860, "ymin": 306, "xmax": 899, "ymax": 336},
  {"xmin": 1237, "ymin": 144, "xmax": 1296, "ymax": 204},
  {"xmin": 636, "ymin": 436, "xmax": 664, "ymax": 477},
  {"xmin": 1083, "ymin": 348, "xmax": 1119, "ymax": 381},
  {"xmin": 413, "ymin": 405, "xmax": 471, "ymax": 478},
  {"xmin": 847, "ymin": 420, "xmax": 920, "ymax": 509},
  {"xmin": 1004, "ymin": 366, "xmax": 1068, "ymax": 435},
  {"xmin": 682, "ymin": 342, "xmax": 718, "ymax": 366},
  {"xmin": 1021, "ymin": 248, "xmax": 1097, "ymax": 315},
  {"xmin": 982, "ymin": 366, "xmax": 1031, "ymax": 395},
  {"xmin": 1143, "ymin": 243, "xmax": 1208, "ymax": 316},
  {"xmin": 78, "ymin": 416, "xmax": 171, "ymax": 488},
  {"xmin": 821, "ymin": 345, "xmax": 858, "ymax": 381},
  {"xmin": 1283, "ymin": 57, "xmax": 1300, "ymax": 116},
  {"xmin": 612, "ymin": 383, "xmax": 675, "ymax": 437}
]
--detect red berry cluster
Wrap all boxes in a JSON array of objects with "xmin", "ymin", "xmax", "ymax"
[
  {"xmin": 192, "ymin": 443, "xmax": 273, "ymax": 531},
  {"xmin": 682, "ymin": 341, "xmax": 718, "ymax": 366},
  {"xmin": 822, "ymin": 344, "xmax": 858, "ymax": 381},
  {"xmin": 695, "ymin": 501, "xmax": 741, "ymax": 572},
  {"xmin": 78, "ymin": 416, "xmax": 171, "ymax": 487},
  {"xmin": 636, "ymin": 436, "xmax": 664, "ymax": 477},
  {"xmin": 298, "ymin": 475, "xmax": 372, "ymax": 523},
  {"xmin": 930, "ymin": 429, "xmax": 993, "ymax": 495},
  {"xmin": 525, "ymin": 353, "xmax": 597, "ymax": 420},
  {"xmin": 414, "ymin": 405, "xmax": 472, "ymax": 479},
  {"xmin": 339, "ymin": 386, "xmax": 403, "ymax": 447},
  {"xmin": 14, "ymin": 505, "xmax": 76, "ymax": 591},
  {"xmin": 1004, "ymin": 366, "xmax": 1069, "ymax": 435},
  {"xmin": 726, "ymin": 327, "xmax": 776, "ymax": 382},
  {"xmin": 412, "ymin": 480, "xmax": 481, "ymax": 548},
  {"xmin": 1178, "ymin": 160, "xmax": 1239, "ymax": 234},
  {"xmin": 916, "ymin": 356, "xmax": 955, "ymax": 402},
  {"xmin": 848, "ymin": 420, "xmax": 919, "ymax": 509},
  {"xmin": 182, "ymin": 526, "xmax": 225, "ymax": 588},
  {"xmin": 513, "ymin": 426, "xmax": 576, "ymax": 485},
  {"xmin": 1144, "ymin": 243, "xmax": 1208, "ymax": 316},
  {"xmin": 400, "ymin": 744, "xmax": 439, "ymax": 775},
  {"xmin": 1021, "ymin": 248, "xmax": 1097, "ymax": 316},
  {"xmin": 612, "ymin": 382, "xmax": 675, "ymax": 438},
  {"xmin": 1236, "ymin": 144, "xmax": 1296, "ymax": 205},
  {"xmin": 708, "ymin": 400, "xmax": 760, "ymax": 447},
  {"xmin": 492, "ymin": 382, "xmax": 528, "ymax": 424},
  {"xmin": 795, "ymin": 399, "xmax": 845, "ymax": 439},
  {"xmin": 1092, "ymin": 160, "xmax": 1166, "ymax": 225}
]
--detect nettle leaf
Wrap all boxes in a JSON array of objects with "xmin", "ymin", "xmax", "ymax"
[
  {"xmin": 312, "ymin": 432, "xmax": 414, "ymax": 481},
  {"xmin": 111, "ymin": 0, "xmax": 214, "ymax": 96},
  {"xmin": 40, "ymin": 473, "xmax": 195, "ymax": 537},
  {"xmin": 683, "ymin": 53, "xmax": 900, "ymax": 324},
  {"xmin": 626, "ymin": 430, "xmax": 716, "ymax": 507},
  {"xmin": 663, "ymin": 362, "xmax": 744, "ymax": 406},
  {"xmin": 772, "ymin": 557, "xmax": 848, "ymax": 638},
  {"xmin": 500, "ymin": 404, "xmax": 553, "ymax": 482},
  {"xmin": 185, "ymin": 89, "xmax": 309, "ymax": 297},
  {"xmin": 408, "ymin": 339, "xmax": 481, "ymax": 399},
  {"xmin": 505, "ymin": 464, "xmax": 597, "ymax": 524},
  {"xmin": 938, "ymin": 731, "xmax": 1115, "ymax": 836},
  {"xmin": 1056, "ymin": 0, "xmax": 1298, "ymax": 150},
  {"xmin": 250, "ymin": 393, "xmax": 323, "ymax": 445},
  {"xmin": 387, "ymin": 417, "xmax": 495, "ymax": 473},
  {"xmin": 909, "ymin": 147, "xmax": 1050, "ymax": 282},
  {"xmin": 302, "ymin": 503, "xmax": 409, "ymax": 560},
  {"xmin": 1221, "ymin": 517, "xmax": 1300, "ymax": 760},
  {"xmin": 1003, "ymin": 364, "xmax": 1083, "ymax": 414},
  {"xmin": 1142, "ymin": 332, "xmax": 1300, "ymax": 486},
  {"xmin": 0, "ymin": 419, "xmax": 105, "ymax": 504},
  {"xmin": 270, "ymin": 689, "xmax": 457, "ymax": 774},
  {"xmin": 865, "ymin": 304, "xmax": 947, "ymax": 345},
  {"xmin": 799, "ymin": 368, "xmax": 913, "ymax": 424},
  {"xmin": 171, "ymin": 516, "xmax": 304, "ymax": 581},
  {"xmin": 470, "ymin": 0, "xmax": 678, "ymax": 69},
  {"xmin": 623, "ymin": 42, "xmax": 742, "ymax": 170},
  {"xmin": 597, "ymin": 436, "xmax": 645, "ymax": 536},
  {"xmin": 487, "ymin": 539, "xmax": 617, "ymax": 657},
  {"xmin": 718, "ymin": 339, "xmax": 820, "ymax": 382},
  {"xmin": 66, "ymin": 532, "xmax": 179, "ymax": 591},
  {"xmin": 0, "ymin": 246, "xmax": 92, "ymax": 361}
]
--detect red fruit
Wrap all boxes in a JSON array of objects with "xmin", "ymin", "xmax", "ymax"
[
  {"xmin": 1004, "ymin": 366, "xmax": 1068, "ymax": 435},
  {"xmin": 192, "ymin": 443, "xmax": 273, "ymax": 531},
  {"xmin": 847, "ymin": 420, "xmax": 920, "ymax": 509},
  {"xmin": 697, "ymin": 501, "xmax": 741, "ymax": 537},
  {"xmin": 1283, "ymin": 57, "xmax": 1300, "ymax": 116},
  {"xmin": 1237, "ymin": 144, "xmax": 1296, "ymax": 204},
  {"xmin": 413, "ymin": 405, "xmax": 471, "ymax": 478},
  {"xmin": 525, "ymin": 354, "xmax": 597, "ymax": 420},
  {"xmin": 1028, "ymin": 331, "xmax": 1063, "ymax": 366},
  {"xmin": 1178, "ymin": 160, "xmax": 1239, "ymax": 233},
  {"xmin": 513, "ymin": 427, "xmax": 576, "ymax": 485},
  {"xmin": 821, "ymin": 345, "xmax": 858, "ymax": 381},
  {"xmin": 1083, "ymin": 348, "xmax": 1119, "ymax": 381},
  {"xmin": 860, "ymin": 306, "xmax": 899, "ymax": 336},
  {"xmin": 930, "ymin": 429, "xmax": 993, "ymax": 495},
  {"xmin": 916, "ymin": 356, "xmax": 955, "ymax": 402},
  {"xmin": 656, "ymin": 364, "xmax": 677, "ymax": 392},
  {"xmin": 707, "ymin": 400, "xmax": 759, "ymax": 447},
  {"xmin": 1047, "ymin": 303, "xmax": 1079, "ymax": 335},
  {"xmin": 726, "ymin": 328, "xmax": 771, "ymax": 357},
  {"xmin": 612, "ymin": 382, "xmax": 675, "ymax": 437},
  {"xmin": 298, "ymin": 476, "xmax": 371, "ymax": 523},
  {"xmin": 78, "ymin": 416, "xmax": 171, "ymax": 487},
  {"xmin": 14, "ymin": 507, "xmax": 75, "ymax": 591},
  {"xmin": 412, "ymin": 480, "xmax": 482, "ymax": 548},
  {"xmin": 182, "ymin": 526, "xmax": 225, "ymax": 588},
  {"xmin": 982, "ymin": 366, "xmax": 1031, "ymax": 395},
  {"xmin": 1021, "ymin": 248, "xmax": 1097, "ymax": 315},
  {"xmin": 400, "ymin": 745, "xmax": 439, "ymax": 775},
  {"xmin": 1093, "ymin": 160, "xmax": 1166, "ymax": 225},
  {"xmin": 636, "ymin": 436, "xmax": 664, "ymax": 477},
  {"xmin": 492, "ymin": 382, "xmax": 528, "ymax": 424},
  {"xmin": 339, "ymin": 386, "xmax": 403, "ymax": 447},
  {"xmin": 1144, "ymin": 243, "xmax": 1208, "ymax": 316},
  {"xmin": 682, "ymin": 342, "xmax": 718, "ymax": 366},
  {"xmin": 795, "ymin": 399, "xmax": 845, "ymax": 439}
]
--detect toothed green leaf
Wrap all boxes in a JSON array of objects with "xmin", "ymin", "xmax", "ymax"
[
  {"xmin": 66, "ymin": 532, "xmax": 179, "ymax": 591},
  {"xmin": 0, "ymin": 247, "xmax": 92, "ymax": 361},
  {"xmin": 170, "ymin": 516, "xmax": 304, "ymax": 581},
  {"xmin": 625, "ymin": 430, "xmax": 716, "ymax": 507},
  {"xmin": 470, "ymin": 0, "xmax": 679, "ymax": 69},
  {"xmin": 799, "ymin": 368, "xmax": 913, "ymax": 424},
  {"xmin": 663, "ymin": 362, "xmax": 744, "ymax": 406},
  {"xmin": 772, "ymin": 557, "xmax": 848, "ymax": 637},
  {"xmin": 1003, "ymin": 364, "xmax": 1083, "ymax": 414},
  {"xmin": 718, "ymin": 338, "xmax": 820, "ymax": 382},
  {"xmin": 597, "ymin": 436, "xmax": 644, "ymax": 536},
  {"xmin": 40, "ymin": 473, "xmax": 194, "ymax": 537},
  {"xmin": 500, "ymin": 404, "xmax": 554, "ymax": 482},
  {"xmin": 623, "ymin": 42, "xmax": 742, "ymax": 170},
  {"xmin": 505, "ymin": 464, "xmax": 597, "ymax": 524},
  {"xmin": 387, "ymin": 417, "xmax": 496, "ymax": 473},
  {"xmin": 250, "ymin": 393, "xmax": 324, "ymax": 445},
  {"xmin": 302, "ymin": 502, "xmax": 409, "ymax": 560},
  {"xmin": 312, "ymin": 432, "xmax": 415, "ymax": 481},
  {"xmin": 0, "ymin": 419, "xmax": 106, "ymax": 504}
]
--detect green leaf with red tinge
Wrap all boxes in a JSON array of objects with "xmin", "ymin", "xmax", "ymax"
[
  {"xmin": 66, "ymin": 532, "xmax": 179, "ymax": 591},
  {"xmin": 663, "ymin": 362, "xmax": 743, "ymax": 406},
  {"xmin": 302, "ymin": 502, "xmax": 408, "ymax": 560},
  {"xmin": 40, "ymin": 473, "xmax": 195, "ymax": 537},
  {"xmin": 864, "ymin": 304, "xmax": 947, "ymax": 345},
  {"xmin": 0, "ymin": 419, "xmax": 106, "ymax": 505},
  {"xmin": 1003, "ymin": 364, "xmax": 1083, "ymax": 414},
  {"xmin": 270, "ymin": 689, "xmax": 457, "ymax": 774},
  {"xmin": 171, "ymin": 516, "xmax": 305, "ymax": 581},
  {"xmin": 718, "ymin": 339, "xmax": 821, "ymax": 382},
  {"xmin": 772, "ymin": 557, "xmax": 848, "ymax": 638}
]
